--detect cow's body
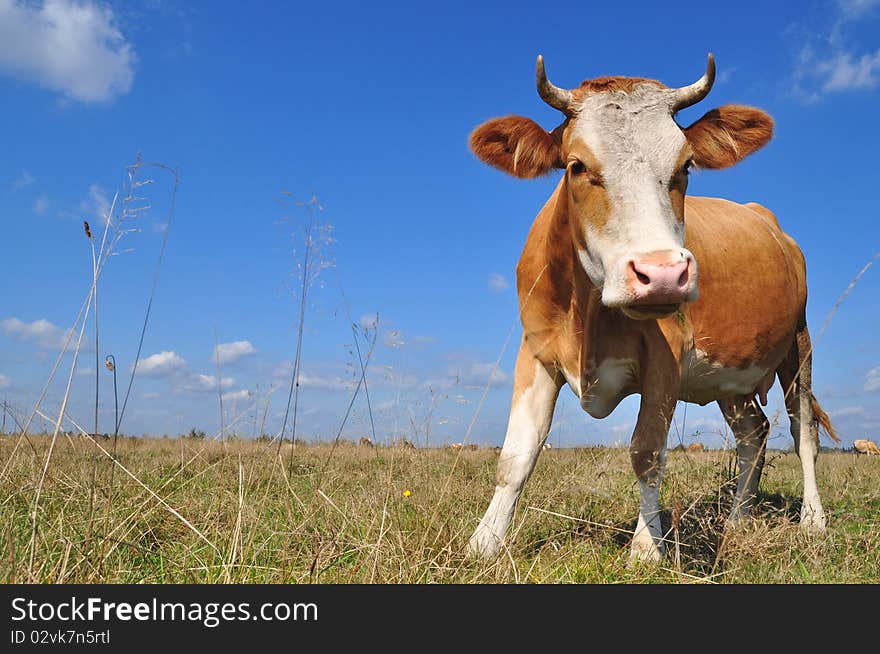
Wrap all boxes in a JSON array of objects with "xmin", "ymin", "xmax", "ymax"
[
  {"xmin": 467, "ymin": 55, "xmax": 837, "ymax": 562},
  {"xmin": 518, "ymin": 193, "xmax": 804, "ymax": 416}
]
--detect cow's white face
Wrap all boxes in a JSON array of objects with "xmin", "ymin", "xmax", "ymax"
[{"xmin": 565, "ymin": 84, "xmax": 697, "ymax": 319}]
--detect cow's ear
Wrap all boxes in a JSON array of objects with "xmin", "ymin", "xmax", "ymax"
[
  {"xmin": 470, "ymin": 116, "xmax": 564, "ymax": 178},
  {"xmin": 683, "ymin": 105, "xmax": 774, "ymax": 170}
]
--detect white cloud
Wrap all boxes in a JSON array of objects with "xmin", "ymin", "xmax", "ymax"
[
  {"xmin": 816, "ymin": 50, "xmax": 880, "ymax": 92},
  {"xmin": 137, "ymin": 350, "xmax": 187, "ymax": 377},
  {"xmin": 272, "ymin": 360, "xmax": 294, "ymax": 379},
  {"xmin": 716, "ymin": 65, "xmax": 739, "ymax": 85},
  {"xmin": 0, "ymin": 373, "xmax": 10, "ymax": 389},
  {"xmin": 488, "ymin": 273, "xmax": 510, "ymax": 292},
  {"xmin": 423, "ymin": 361, "xmax": 510, "ymax": 390},
  {"xmin": 82, "ymin": 183, "xmax": 110, "ymax": 223},
  {"xmin": 212, "ymin": 340, "xmax": 257, "ymax": 365},
  {"xmin": 380, "ymin": 328, "xmax": 435, "ymax": 350},
  {"xmin": 184, "ymin": 373, "xmax": 235, "ymax": 393},
  {"xmin": 298, "ymin": 371, "xmax": 350, "ymax": 391},
  {"xmin": 222, "ymin": 389, "xmax": 251, "ymax": 402},
  {"xmin": 465, "ymin": 362, "xmax": 509, "ymax": 386},
  {"xmin": 10, "ymin": 169, "xmax": 34, "ymax": 192},
  {"xmin": 791, "ymin": 1, "xmax": 880, "ymax": 100},
  {"xmin": 359, "ymin": 313, "xmax": 378, "ymax": 330},
  {"xmin": 34, "ymin": 194, "xmax": 49, "ymax": 214},
  {"xmin": 272, "ymin": 361, "xmax": 351, "ymax": 391},
  {"xmin": 865, "ymin": 367, "xmax": 880, "ymax": 392},
  {"xmin": 0, "ymin": 317, "xmax": 69, "ymax": 349},
  {"xmin": 829, "ymin": 405, "xmax": 867, "ymax": 417},
  {"xmin": 0, "ymin": 0, "xmax": 136, "ymax": 103},
  {"xmin": 838, "ymin": 0, "xmax": 880, "ymax": 19}
]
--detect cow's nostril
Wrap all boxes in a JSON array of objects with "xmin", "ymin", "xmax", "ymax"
[
  {"xmin": 630, "ymin": 261, "xmax": 651, "ymax": 286},
  {"xmin": 678, "ymin": 269, "xmax": 689, "ymax": 287}
]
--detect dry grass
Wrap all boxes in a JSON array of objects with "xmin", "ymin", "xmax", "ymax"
[{"xmin": 2, "ymin": 436, "xmax": 878, "ymax": 583}]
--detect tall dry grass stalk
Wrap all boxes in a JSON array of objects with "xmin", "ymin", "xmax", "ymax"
[
  {"xmin": 115, "ymin": 158, "xmax": 179, "ymax": 435},
  {"xmin": 27, "ymin": 279, "xmax": 95, "ymax": 579},
  {"xmin": 319, "ymin": 320, "xmax": 378, "ymax": 483},
  {"xmin": 85, "ymin": 219, "xmax": 103, "ymax": 553},
  {"xmin": 274, "ymin": 194, "xmax": 334, "ymax": 464},
  {"xmin": 214, "ymin": 326, "xmax": 225, "ymax": 443}
]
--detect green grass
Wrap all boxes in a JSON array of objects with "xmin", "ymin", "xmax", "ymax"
[{"xmin": 2, "ymin": 435, "xmax": 878, "ymax": 583}]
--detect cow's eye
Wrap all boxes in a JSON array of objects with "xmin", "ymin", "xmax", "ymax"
[
  {"xmin": 570, "ymin": 160, "xmax": 588, "ymax": 175},
  {"xmin": 682, "ymin": 159, "xmax": 693, "ymax": 175}
]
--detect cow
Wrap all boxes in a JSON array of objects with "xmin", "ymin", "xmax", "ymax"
[
  {"xmin": 359, "ymin": 436, "xmax": 374, "ymax": 448},
  {"xmin": 687, "ymin": 442, "xmax": 705, "ymax": 453},
  {"xmin": 466, "ymin": 54, "xmax": 838, "ymax": 563},
  {"xmin": 543, "ymin": 442, "xmax": 553, "ymax": 451},
  {"xmin": 853, "ymin": 439, "xmax": 880, "ymax": 455},
  {"xmin": 450, "ymin": 442, "xmax": 464, "ymax": 451}
]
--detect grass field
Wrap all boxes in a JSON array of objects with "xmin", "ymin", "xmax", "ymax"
[{"xmin": 2, "ymin": 434, "xmax": 878, "ymax": 583}]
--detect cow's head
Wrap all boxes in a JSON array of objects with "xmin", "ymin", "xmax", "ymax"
[{"xmin": 470, "ymin": 55, "xmax": 773, "ymax": 320}]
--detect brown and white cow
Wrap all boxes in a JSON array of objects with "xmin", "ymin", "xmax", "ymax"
[
  {"xmin": 853, "ymin": 439, "xmax": 880, "ymax": 455},
  {"xmin": 467, "ymin": 54, "xmax": 838, "ymax": 562}
]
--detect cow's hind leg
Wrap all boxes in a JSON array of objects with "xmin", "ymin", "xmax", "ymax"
[
  {"xmin": 718, "ymin": 396, "xmax": 769, "ymax": 525},
  {"xmin": 467, "ymin": 339, "xmax": 561, "ymax": 558},
  {"xmin": 777, "ymin": 326, "xmax": 826, "ymax": 533}
]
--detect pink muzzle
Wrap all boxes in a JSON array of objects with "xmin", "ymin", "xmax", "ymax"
[{"xmin": 627, "ymin": 254, "xmax": 693, "ymax": 305}]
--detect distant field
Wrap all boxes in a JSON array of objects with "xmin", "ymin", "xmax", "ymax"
[{"xmin": 2, "ymin": 435, "xmax": 878, "ymax": 583}]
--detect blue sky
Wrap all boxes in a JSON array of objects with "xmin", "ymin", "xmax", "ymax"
[{"xmin": 0, "ymin": 0, "xmax": 878, "ymax": 448}]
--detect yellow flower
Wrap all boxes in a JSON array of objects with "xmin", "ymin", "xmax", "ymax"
[{"xmin": 402, "ymin": 489, "xmax": 412, "ymax": 498}]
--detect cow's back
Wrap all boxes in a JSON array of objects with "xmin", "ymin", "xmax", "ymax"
[{"xmin": 683, "ymin": 196, "xmax": 806, "ymax": 371}]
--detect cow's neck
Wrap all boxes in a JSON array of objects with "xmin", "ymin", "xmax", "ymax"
[
  {"xmin": 518, "ymin": 180, "xmax": 603, "ymax": 391},
  {"xmin": 554, "ymin": 190, "xmax": 603, "ymax": 391}
]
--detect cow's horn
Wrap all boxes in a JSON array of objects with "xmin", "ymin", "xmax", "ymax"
[
  {"xmin": 536, "ymin": 55, "xmax": 573, "ymax": 114},
  {"xmin": 670, "ymin": 53, "xmax": 716, "ymax": 113}
]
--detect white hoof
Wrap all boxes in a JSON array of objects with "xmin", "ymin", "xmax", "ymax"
[
  {"xmin": 800, "ymin": 503, "xmax": 826, "ymax": 534},
  {"xmin": 628, "ymin": 534, "xmax": 663, "ymax": 565},
  {"xmin": 466, "ymin": 526, "xmax": 504, "ymax": 559}
]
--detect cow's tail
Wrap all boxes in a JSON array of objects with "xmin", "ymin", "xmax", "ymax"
[
  {"xmin": 778, "ymin": 320, "xmax": 840, "ymax": 445},
  {"xmin": 811, "ymin": 394, "xmax": 840, "ymax": 443},
  {"xmin": 798, "ymin": 324, "xmax": 840, "ymax": 444}
]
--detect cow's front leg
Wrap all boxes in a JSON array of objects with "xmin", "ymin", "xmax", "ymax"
[
  {"xmin": 628, "ymin": 371, "xmax": 678, "ymax": 564},
  {"xmin": 467, "ymin": 340, "xmax": 561, "ymax": 558}
]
